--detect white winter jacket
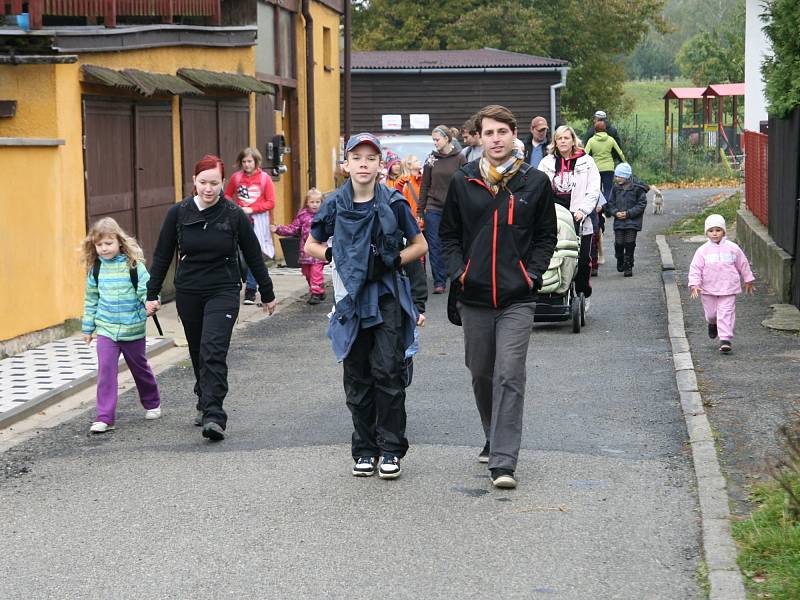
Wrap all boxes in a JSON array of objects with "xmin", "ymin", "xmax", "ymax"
[{"xmin": 538, "ymin": 152, "xmax": 602, "ymax": 236}]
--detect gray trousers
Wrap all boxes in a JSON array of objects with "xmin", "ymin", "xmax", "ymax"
[{"xmin": 459, "ymin": 301, "xmax": 535, "ymax": 471}]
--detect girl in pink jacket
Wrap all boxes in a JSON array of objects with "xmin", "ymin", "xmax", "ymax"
[
  {"xmin": 271, "ymin": 188, "xmax": 327, "ymax": 304},
  {"xmin": 688, "ymin": 214, "xmax": 755, "ymax": 353}
]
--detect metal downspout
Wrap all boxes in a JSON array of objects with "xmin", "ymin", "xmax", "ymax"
[
  {"xmin": 550, "ymin": 67, "xmax": 568, "ymax": 126},
  {"xmin": 302, "ymin": 0, "xmax": 316, "ymax": 188}
]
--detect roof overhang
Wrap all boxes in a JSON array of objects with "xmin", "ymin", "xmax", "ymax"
[
  {"xmin": 177, "ymin": 68, "xmax": 275, "ymax": 94},
  {"xmin": 350, "ymin": 66, "xmax": 569, "ymax": 75},
  {"xmin": 81, "ymin": 64, "xmax": 203, "ymax": 96}
]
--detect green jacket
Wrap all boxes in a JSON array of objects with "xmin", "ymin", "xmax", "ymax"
[
  {"xmin": 81, "ymin": 254, "xmax": 150, "ymax": 342},
  {"xmin": 584, "ymin": 132, "xmax": 625, "ymax": 173}
]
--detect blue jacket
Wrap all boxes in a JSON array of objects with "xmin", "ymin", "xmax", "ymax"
[{"xmin": 312, "ymin": 180, "xmax": 417, "ymax": 360}]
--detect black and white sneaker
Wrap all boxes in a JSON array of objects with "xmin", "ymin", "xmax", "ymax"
[
  {"xmin": 719, "ymin": 340, "xmax": 732, "ymax": 354},
  {"xmin": 490, "ymin": 468, "xmax": 517, "ymax": 489},
  {"xmin": 708, "ymin": 323, "xmax": 718, "ymax": 339},
  {"xmin": 352, "ymin": 456, "xmax": 377, "ymax": 477},
  {"xmin": 243, "ymin": 288, "xmax": 257, "ymax": 305},
  {"xmin": 478, "ymin": 441, "xmax": 490, "ymax": 463},
  {"xmin": 378, "ymin": 454, "xmax": 401, "ymax": 479}
]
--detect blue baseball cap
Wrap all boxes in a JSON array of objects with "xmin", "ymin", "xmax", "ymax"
[{"xmin": 345, "ymin": 132, "xmax": 382, "ymax": 155}]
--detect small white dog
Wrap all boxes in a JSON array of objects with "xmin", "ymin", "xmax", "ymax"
[{"xmin": 651, "ymin": 185, "xmax": 664, "ymax": 215}]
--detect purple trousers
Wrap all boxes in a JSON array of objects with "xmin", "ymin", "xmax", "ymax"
[{"xmin": 96, "ymin": 335, "xmax": 160, "ymax": 425}]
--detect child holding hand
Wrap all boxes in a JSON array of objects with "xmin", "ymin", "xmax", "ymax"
[
  {"xmin": 80, "ymin": 218, "xmax": 161, "ymax": 433},
  {"xmin": 688, "ymin": 214, "xmax": 755, "ymax": 353},
  {"xmin": 271, "ymin": 188, "xmax": 327, "ymax": 304}
]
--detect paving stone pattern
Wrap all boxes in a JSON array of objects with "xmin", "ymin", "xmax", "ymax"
[{"xmin": 0, "ymin": 337, "xmax": 160, "ymax": 414}]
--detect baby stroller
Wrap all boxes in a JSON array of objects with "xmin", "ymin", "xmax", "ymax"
[{"xmin": 533, "ymin": 204, "xmax": 586, "ymax": 333}]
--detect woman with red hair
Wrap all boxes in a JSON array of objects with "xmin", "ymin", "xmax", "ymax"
[{"xmin": 146, "ymin": 155, "xmax": 276, "ymax": 442}]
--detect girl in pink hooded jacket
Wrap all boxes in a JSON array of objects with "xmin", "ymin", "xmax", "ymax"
[
  {"xmin": 688, "ymin": 214, "xmax": 755, "ymax": 353},
  {"xmin": 271, "ymin": 188, "xmax": 327, "ymax": 304}
]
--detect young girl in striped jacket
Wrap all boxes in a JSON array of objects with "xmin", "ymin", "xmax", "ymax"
[{"xmin": 80, "ymin": 217, "xmax": 161, "ymax": 434}]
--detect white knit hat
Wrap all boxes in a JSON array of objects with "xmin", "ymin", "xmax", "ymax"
[{"xmin": 704, "ymin": 214, "xmax": 726, "ymax": 233}]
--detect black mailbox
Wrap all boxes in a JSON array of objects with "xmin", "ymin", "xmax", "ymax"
[{"xmin": 267, "ymin": 134, "xmax": 288, "ymax": 177}]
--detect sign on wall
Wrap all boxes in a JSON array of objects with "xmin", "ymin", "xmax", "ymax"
[
  {"xmin": 381, "ymin": 114, "xmax": 402, "ymax": 130},
  {"xmin": 410, "ymin": 114, "xmax": 430, "ymax": 129}
]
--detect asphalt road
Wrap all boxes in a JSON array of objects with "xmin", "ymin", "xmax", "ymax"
[{"xmin": 0, "ymin": 189, "xmax": 731, "ymax": 599}]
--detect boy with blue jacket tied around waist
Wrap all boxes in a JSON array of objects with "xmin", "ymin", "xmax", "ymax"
[{"xmin": 305, "ymin": 133, "xmax": 428, "ymax": 479}]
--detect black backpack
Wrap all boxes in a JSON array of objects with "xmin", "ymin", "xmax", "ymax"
[{"xmin": 92, "ymin": 259, "xmax": 163, "ymax": 336}]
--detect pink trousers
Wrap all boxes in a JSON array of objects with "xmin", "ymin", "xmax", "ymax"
[
  {"xmin": 302, "ymin": 263, "xmax": 325, "ymax": 295},
  {"xmin": 700, "ymin": 294, "xmax": 737, "ymax": 340}
]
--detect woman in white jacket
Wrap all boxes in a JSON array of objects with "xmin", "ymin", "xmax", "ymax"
[{"xmin": 538, "ymin": 125, "xmax": 602, "ymax": 298}]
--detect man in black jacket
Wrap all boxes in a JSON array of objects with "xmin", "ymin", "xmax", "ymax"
[
  {"xmin": 521, "ymin": 115, "xmax": 550, "ymax": 168},
  {"xmin": 441, "ymin": 105, "xmax": 557, "ymax": 489}
]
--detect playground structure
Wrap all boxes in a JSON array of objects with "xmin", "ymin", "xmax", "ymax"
[{"xmin": 663, "ymin": 83, "xmax": 745, "ymax": 166}]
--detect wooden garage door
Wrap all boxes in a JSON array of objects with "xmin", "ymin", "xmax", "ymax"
[
  {"xmin": 134, "ymin": 104, "xmax": 176, "ymax": 260},
  {"xmin": 84, "ymin": 100, "xmax": 136, "ymax": 235},
  {"xmin": 83, "ymin": 98, "xmax": 175, "ymax": 261},
  {"xmin": 181, "ymin": 97, "xmax": 250, "ymax": 197}
]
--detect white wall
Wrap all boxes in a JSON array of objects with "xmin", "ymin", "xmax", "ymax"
[{"xmin": 745, "ymin": 0, "xmax": 770, "ymax": 129}]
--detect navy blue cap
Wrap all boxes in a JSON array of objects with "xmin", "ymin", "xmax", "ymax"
[{"xmin": 345, "ymin": 132, "xmax": 382, "ymax": 155}]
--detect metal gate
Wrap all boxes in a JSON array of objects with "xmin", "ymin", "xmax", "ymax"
[
  {"xmin": 83, "ymin": 98, "xmax": 175, "ymax": 261},
  {"xmin": 180, "ymin": 97, "xmax": 250, "ymax": 197}
]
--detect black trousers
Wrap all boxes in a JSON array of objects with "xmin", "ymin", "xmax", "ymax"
[
  {"xmin": 576, "ymin": 233, "xmax": 593, "ymax": 297},
  {"xmin": 614, "ymin": 229, "xmax": 638, "ymax": 245},
  {"xmin": 176, "ymin": 288, "xmax": 240, "ymax": 429},
  {"xmin": 343, "ymin": 294, "xmax": 409, "ymax": 459}
]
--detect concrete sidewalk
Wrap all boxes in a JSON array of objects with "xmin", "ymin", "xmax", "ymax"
[
  {"xmin": 0, "ymin": 265, "xmax": 321, "ymax": 430},
  {"xmin": 667, "ymin": 231, "xmax": 800, "ymax": 516}
]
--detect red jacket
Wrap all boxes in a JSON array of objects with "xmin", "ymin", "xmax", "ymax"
[{"xmin": 225, "ymin": 169, "xmax": 276, "ymax": 215}]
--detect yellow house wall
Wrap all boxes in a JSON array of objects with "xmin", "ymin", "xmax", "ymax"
[
  {"xmin": 0, "ymin": 62, "xmax": 86, "ymax": 341},
  {"xmin": 0, "ymin": 46, "xmax": 257, "ymax": 342},
  {"xmin": 309, "ymin": 3, "xmax": 341, "ymax": 195},
  {"xmin": 292, "ymin": 2, "xmax": 340, "ymax": 203}
]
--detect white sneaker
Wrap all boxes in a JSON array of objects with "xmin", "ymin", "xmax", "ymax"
[
  {"xmin": 145, "ymin": 406, "xmax": 162, "ymax": 420},
  {"xmin": 89, "ymin": 421, "xmax": 114, "ymax": 434}
]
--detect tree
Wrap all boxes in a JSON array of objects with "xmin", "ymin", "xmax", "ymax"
[
  {"xmin": 676, "ymin": 4, "xmax": 744, "ymax": 85},
  {"xmin": 351, "ymin": 0, "xmax": 665, "ymax": 120},
  {"xmin": 762, "ymin": 0, "xmax": 800, "ymax": 118},
  {"xmin": 626, "ymin": 0, "xmax": 744, "ymax": 80}
]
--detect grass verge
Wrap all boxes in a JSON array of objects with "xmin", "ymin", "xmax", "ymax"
[
  {"xmin": 665, "ymin": 192, "xmax": 740, "ymax": 236},
  {"xmin": 732, "ymin": 475, "xmax": 800, "ymax": 599}
]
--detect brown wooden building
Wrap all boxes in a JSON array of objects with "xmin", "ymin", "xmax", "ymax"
[{"xmin": 343, "ymin": 48, "xmax": 569, "ymax": 134}]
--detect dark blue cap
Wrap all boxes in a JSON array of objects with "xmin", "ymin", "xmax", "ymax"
[{"xmin": 345, "ymin": 132, "xmax": 382, "ymax": 155}]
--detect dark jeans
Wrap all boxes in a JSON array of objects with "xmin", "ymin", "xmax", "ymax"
[
  {"xmin": 176, "ymin": 287, "xmax": 240, "ymax": 429},
  {"xmin": 599, "ymin": 171, "xmax": 614, "ymax": 201},
  {"xmin": 423, "ymin": 208, "xmax": 447, "ymax": 288},
  {"xmin": 343, "ymin": 294, "xmax": 409, "ymax": 459}
]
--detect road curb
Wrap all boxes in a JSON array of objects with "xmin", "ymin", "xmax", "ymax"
[{"xmin": 656, "ymin": 234, "xmax": 746, "ymax": 599}]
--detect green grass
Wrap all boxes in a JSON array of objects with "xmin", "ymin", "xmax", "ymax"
[
  {"xmin": 623, "ymin": 79, "xmax": 693, "ymax": 130},
  {"xmin": 732, "ymin": 476, "xmax": 800, "ymax": 599},
  {"xmin": 665, "ymin": 192, "xmax": 741, "ymax": 235}
]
